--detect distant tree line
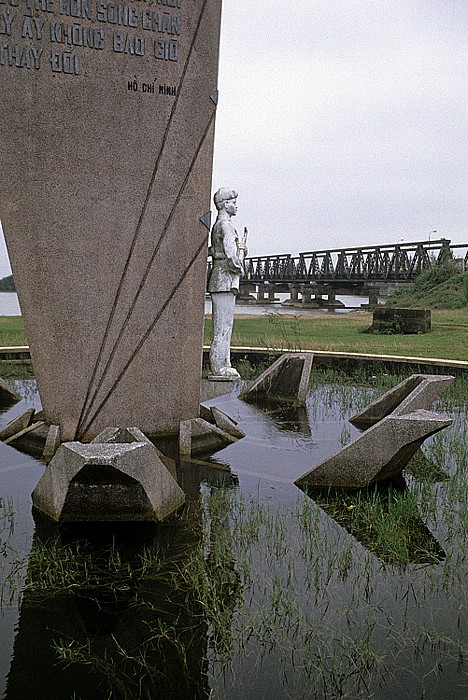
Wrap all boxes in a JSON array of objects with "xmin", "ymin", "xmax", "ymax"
[{"xmin": 0, "ymin": 275, "xmax": 15, "ymax": 291}]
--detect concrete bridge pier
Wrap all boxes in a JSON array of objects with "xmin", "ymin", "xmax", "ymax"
[
  {"xmin": 300, "ymin": 285, "xmax": 320, "ymax": 307},
  {"xmin": 315, "ymin": 285, "xmax": 345, "ymax": 309},
  {"xmin": 237, "ymin": 282, "xmax": 256, "ymax": 303},
  {"xmin": 282, "ymin": 284, "xmax": 300, "ymax": 306},
  {"xmin": 283, "ymin": 284, "xmax": 345, "ymax": 309},
  {"xmin": 256, "ymin": 283, "xmax": 278, "ymax": 304},
  {"xmin": 365, "ymin": 286, "xmax": 380, "ymax": 308}
]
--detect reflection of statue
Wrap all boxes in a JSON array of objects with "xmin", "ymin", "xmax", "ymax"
[{"xmin": 208, "ymin": 188, "xmax": 247, "ymax": 381}]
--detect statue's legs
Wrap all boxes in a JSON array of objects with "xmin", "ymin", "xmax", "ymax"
[{"xmin": 209, "ymin": 292, "xmax": 240, "ymax": 378}]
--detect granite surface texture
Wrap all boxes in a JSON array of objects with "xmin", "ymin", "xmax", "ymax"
[{"xmin": 0, "ymin": 0, "xmax": 222, "ymax": 440}]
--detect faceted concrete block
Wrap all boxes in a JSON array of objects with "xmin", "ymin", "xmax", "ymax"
[
  {"xmin": 179, "ymin": 418, "xmax": 237, "ymax": 457},
  {"xmin": 295, "ymin": 410, "xmax": 452, "ymax": 490},
  {"xmin": 0, "ymin": 408, "xmax": 35, "ymax": 441},
  {"xmin": 92, "ymin": 426, "xmax": 178, "ymax": 479},
  {"xmin": 42, "ymin": 425, "xmax": 61, "ymax": 465},
  {"xmin": 350, "ymin": 374, "xmax": 454, "ymax": 429},
  {"xmin": 32, "ymin": 442, "xmax": 185, "ymax": 523},
  {"xmin": 240, "ymin": 353, "xmax": 313, "ymax": 405},
  {"xmin": 1, "ymin": 2, "xmax": 222, "ymax": 441}
]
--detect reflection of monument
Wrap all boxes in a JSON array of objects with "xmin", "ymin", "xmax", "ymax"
[
  {"xmin": 5, "ymin": 521, "xmax": 210, "ymax": 699},
  {"xmin": 208, "ymin": 188, "xmax": 247, "ymax": 381},
  {"xmin": 6, "ymin": 462, "xmax": 242, "ymax": 700}
]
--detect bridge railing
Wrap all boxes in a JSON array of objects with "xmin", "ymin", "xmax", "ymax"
[
  {"xmin": 208, "ymin": 239, "xmax": 466, "ymax": 285},
  {"xmin": 243, "ymin": 239, "xmax": 461, "ymax": 283},
  {"xmin": 243, "ymin": 254, "xmax": 295, "ymax": 282}
]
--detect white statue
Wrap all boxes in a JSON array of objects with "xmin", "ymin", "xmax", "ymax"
[{"xmin": 208, "ymin": 188, "xmax": 248, "ymax": 381}]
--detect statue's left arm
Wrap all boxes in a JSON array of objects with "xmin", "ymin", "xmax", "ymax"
[{"xmin": 222, "ymin": 222, "xmax": 243, "ymax": 275}]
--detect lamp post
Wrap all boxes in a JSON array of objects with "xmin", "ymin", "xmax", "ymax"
[{"xmin": 429, "ymin": 231, "xmax": 437, "ymax": 262}]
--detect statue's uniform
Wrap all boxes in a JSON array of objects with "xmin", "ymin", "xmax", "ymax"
[
  {"xmin": 208, "ymin": 219, "xmax": 245, "ymax": 378},
  {"xmin": 208, "ymin": 220, "xmax": 243, "ymax": 294}
]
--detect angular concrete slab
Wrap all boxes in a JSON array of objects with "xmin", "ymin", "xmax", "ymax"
[
  {"xmin": 198, "ymin": 404, "xmax": 245, "ymax": 439},
  {"xmin": 32, "ymin": 441, "xmax": 185, "ymax": 523},
  {"xmin": 295, "ymin": 410, "xmax": 452, "ymax": 490},
  {"xmin": 179, "ymin": 418, "xmax": 238, "ymax": 457},
  {"xmin": 1, "ymin": 1, "xmax": 222, "ymax": 442},
  {"xmin": 211, "ymin": 407, "xmax": 246, "ymax": 439},
  {"xmin": 0, "ymin": 408, "xmax": 36, "ymax": 441},
  {"xmin": 42, "ymin": 424, "xmax": 61, "ymax": 465},
  {"xmin": 91, "ymin": 426, "xmax": 152, "ymax": 445},
  {"xmin": 350, "ymin": 374, "xmax": 454, "ymax": 429},
  {"xmin": 4, "ymin": 421, "xmax": 49, "ymax": 458},
  {"xmin": 240, "ymin": 353, "xmax": 313, "ymax": 405},
  {"xmin": 199, "ymin": 404, "xmax": 216, "ymax": 423}
]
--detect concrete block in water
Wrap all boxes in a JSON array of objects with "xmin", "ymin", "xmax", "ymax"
[
  {"xmin": 179, "ymin": 418, "xmax": 238, "ymax": 457},
  {"xmin": 91, "ymin": 426, "xmax": 153, "ymax": 445},
  {"xmin": 240, "ymin": 353, "xmax": 313, "ymax": 405},
  {"xmin": 5, "ymin": 421, "xmax": 49, "ymax": 458},
  {"xmin": 0, "ymin": 377, "xmax": 21, "ymax": 404},
  {"xmin": 350, "ymin": 374, "xmax": 454, "ymax": 429},
  {"xmin": 32, "ymin": 441, "xmax": 185, "ymax": 523},
  {"xmin": 210, "ymin": 407, "xmax": 246, "ymax": 439},
  {"xmin": 295, "ymin": 410, "xmax": 452, "ymax": 490},
  {"xmin": 0, "ymin": 408, "xmax": 35, "ymax": 441},
  {"xmin": 92, "ymin": 426, "xmax": 178, "ymax": 479},
  {"xmin": 42, "ymin": 424, "xmax": 61, "ymax": 464}
]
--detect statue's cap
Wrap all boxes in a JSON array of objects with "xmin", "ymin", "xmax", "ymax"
[{"xmin": 213, "ymin": 188, "xmax": 238, "ymax": 210}]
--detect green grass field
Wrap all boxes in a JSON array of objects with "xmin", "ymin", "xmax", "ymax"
[
  {"xmin": 1, "ymin": 309, "xmax": 467, "ymax": 362},
  {"xmin": 0, "ymin": 316, "xmax": 27, "ymax": 348},
  {"xmin": 206, "ymin": 309, "xmax": 468, "ymax": 361}
]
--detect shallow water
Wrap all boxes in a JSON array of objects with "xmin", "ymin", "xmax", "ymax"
[{"xmin": 0, "ymin": 374, "xmax": 466, "ymax": 700}]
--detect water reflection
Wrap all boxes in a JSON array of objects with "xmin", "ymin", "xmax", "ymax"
[
  {"xmin": 405, "ymin": 449, "xmax": 451, "ymax": 483},
  {"xmin": 4, "ymin": 459, "xmax": 243, "ymax": 700},
  {"xmin": 298, "ymin": 478, "xmax": 446, "ymax": 565},
  {"xmin": 245, "ymin": 400, "xmax": 312, "ymax": 437}
]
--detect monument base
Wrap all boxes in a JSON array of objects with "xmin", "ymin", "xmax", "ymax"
[{"xmin": 32, "ymin": 429, "xmax": 185, "ymax": 523}]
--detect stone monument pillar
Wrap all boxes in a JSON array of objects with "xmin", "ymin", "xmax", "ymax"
[{"xmin": 0, "ymin": 0, "xmax": 222, "ymax": 441}]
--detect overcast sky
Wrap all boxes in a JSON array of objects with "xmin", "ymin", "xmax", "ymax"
[
  {"xmin": 0, "ymin": 0, "xmax": 466, "ymax": 276},
  {"xmin": 212, "ymin": 0, "xmax": 466, "ymax": 257}
]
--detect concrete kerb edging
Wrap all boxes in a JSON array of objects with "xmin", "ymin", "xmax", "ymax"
[
  {"xmin": 223, "ymin": 347, "xmax": 468, "ymax": 374},
  {"xmin": 1, "ymin": 345, "xmax": 467, "ymax": 374}
]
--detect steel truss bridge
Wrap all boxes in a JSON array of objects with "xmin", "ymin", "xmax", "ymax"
[{"xmin": 242, "ymin": 239, "xmax": 467, "ymax": 287}]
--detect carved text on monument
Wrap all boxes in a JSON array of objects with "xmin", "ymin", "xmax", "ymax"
[{"xmin": 0, "ymin": 0, "xmax": 183, "ymax": 74}]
